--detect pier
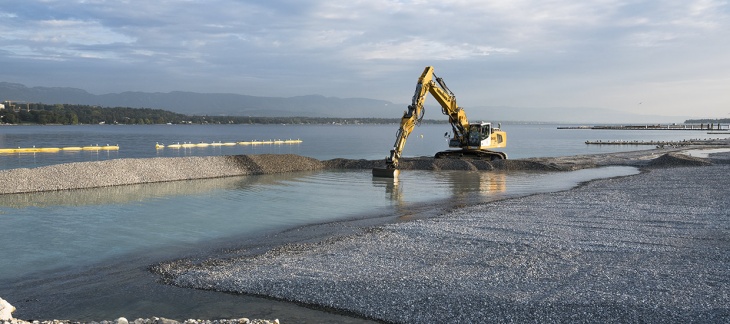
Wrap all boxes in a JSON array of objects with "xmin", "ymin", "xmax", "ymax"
[
  {"xmin": 559, "ymin": 124, "xmax": 728, "ymax": 130},
  {"xmin": 585, "ymin": 139, "xmax": 729, "ymax": 147}
]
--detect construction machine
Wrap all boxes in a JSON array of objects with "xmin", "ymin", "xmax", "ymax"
[{"xmin": 372, "ymin": 66, "xmax": 507, "ymax": 178}]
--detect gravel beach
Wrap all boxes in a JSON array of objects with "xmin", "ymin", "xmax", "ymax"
[
  {"xmin": 3, "ymin": 147, "xmax": 729, "ymax": 323},
  {"xmin": 160, "ymin": 150, "xmax": 728, "ymax": 323}
]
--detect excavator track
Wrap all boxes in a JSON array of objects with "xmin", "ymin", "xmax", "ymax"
[{"xmin": 434, "ymin": 149, "xmax": 507, "ymax": 161}]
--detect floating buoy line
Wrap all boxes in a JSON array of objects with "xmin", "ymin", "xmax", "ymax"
[
  {"xmin": 0, "ymin": 139, "xmax": 302, "ymax": 154},
  {"xmin": 0, "ymin": 145, "xmax": 119, "ymax": 154},
  {"xmin": 155, "ymin": 139, "xmax": 303, "ymax": 149}
]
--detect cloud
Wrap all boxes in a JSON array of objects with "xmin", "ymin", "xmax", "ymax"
[
  {"xmin": 0, "ymin": 0, "xmax": 728, "ymax": 117},
  {"xmin": 345, "ymin": 37, "xmax": 518, "ymax": 61}
]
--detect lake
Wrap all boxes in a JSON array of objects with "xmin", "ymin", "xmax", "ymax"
[
  {"xmin": 0, "ymin": 123, "xmax": 726, "ymax": 321},
  {"xmin": 0, "ymin": 123, "xmax": 723, "ymax": 169}
]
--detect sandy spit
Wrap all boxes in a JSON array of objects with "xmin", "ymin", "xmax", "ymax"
[
  {"xmin": 0, "ymin": 154, "xmax": 325, "ymax": 194},
  {"xmin": 0, "ymin": 146, "xmax": 719, "ymax": 195}
]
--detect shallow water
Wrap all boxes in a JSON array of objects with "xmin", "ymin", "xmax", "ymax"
[
  {"xmin": 2, "ymin": 166, "xmax": 639, "ymax": 321},
  {"xmin": 682, "ymin": 147, "xmax": 730, "ymax": 158}
]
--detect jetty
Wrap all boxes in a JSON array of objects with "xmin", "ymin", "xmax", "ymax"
[
  {"xmin": 585, "ymin": 138, "xmax": 728, "ymax": 147},
  {"xmin": 559, "ymin": 123, "xmax": 728, "ymax": 130}
]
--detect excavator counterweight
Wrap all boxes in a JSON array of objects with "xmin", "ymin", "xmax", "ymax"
[{"xmin": 373, "ymin": 66, "xmax": 507, "ymax": 178}]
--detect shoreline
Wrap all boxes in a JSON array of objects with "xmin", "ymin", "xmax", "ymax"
[{"xmin": 3, "ymin": 147, "xmax": 730, "ymax": 323}]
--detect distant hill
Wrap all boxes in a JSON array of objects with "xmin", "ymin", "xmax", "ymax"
[
  {"xmin": 0, "ymin": 82, "xmax": 395, "ymax": 118},
  {"xmin": 0, "ymin": 82, "xmax": 691, "ymax": 123}
]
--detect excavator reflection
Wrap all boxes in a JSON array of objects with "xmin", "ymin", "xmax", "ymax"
[{"xmin": 371, "ymin": 170, "xmax": 507, "ymax": 207}]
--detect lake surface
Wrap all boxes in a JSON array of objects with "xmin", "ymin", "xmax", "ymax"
[
  {"xmin": 0, "ymin": 123, "xmax": 726, "ymax": 321},
  {"xmin": 1, "ymin": 123, "xmax": 725, "ymax": 170}
]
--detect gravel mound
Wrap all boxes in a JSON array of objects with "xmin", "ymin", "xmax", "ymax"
[
  {"xmin": 322, "ymin": 158, "xmax": 382, "ymax": 169},
  {"xmin": 0, "ymin": 154, "xmax": 324, "ymax": 194},
  {"xmin": 646, "ymin": 152, "xmax": 714, "ymax": 168},
  {"xmin": 164, "ymin": 165, "xmax": 730, "ymax": 323}
]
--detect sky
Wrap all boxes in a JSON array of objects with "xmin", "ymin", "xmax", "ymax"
[{"xmin": 1, "ymin": 0, "xmax": 729, "ymax": 118}]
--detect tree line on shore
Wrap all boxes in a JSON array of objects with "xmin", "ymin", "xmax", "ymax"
[
  {"xmin": 7, "ymin": 102, "xmax": 721, "ymax": 126},
  {"xmin": 0, "ymin": 103, "xmax": 432, "ymax": 125}
]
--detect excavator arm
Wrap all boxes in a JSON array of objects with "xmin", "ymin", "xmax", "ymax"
[{"xmin": 379, "ymin": 66, "xmax": 469, "ymax": 171}]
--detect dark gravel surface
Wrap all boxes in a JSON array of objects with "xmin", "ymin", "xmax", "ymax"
[{"xmin": 162, "ymin": 152, "xmax": 729, "ymax": 323}]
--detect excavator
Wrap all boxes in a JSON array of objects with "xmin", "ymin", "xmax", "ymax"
[{"xmin": 372, "ymin": 66, "xmax": 507, "ymax": 178}]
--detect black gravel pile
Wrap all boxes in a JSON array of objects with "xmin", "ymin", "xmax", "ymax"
[{"xmin": 646, "ymin": 152, "xmax": 713, "ymax": 168}]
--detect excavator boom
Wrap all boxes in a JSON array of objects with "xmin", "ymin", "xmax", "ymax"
[{"xmin": 373, "ymin": 66, "xmax": 507, "ymax": 178}]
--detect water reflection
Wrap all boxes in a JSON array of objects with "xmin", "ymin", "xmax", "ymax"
[
  {"xmin": 371, "ymin": 177, "xmax": 402, "ymax": 201},
  {"xmin": 372, "ymin": 170, "xmax": 509, "ymax": 204},
  {"xmin": 439, "ymin": 170, "xmax": 507, "ymax": 196},
  {"xmin": 0, "ymin": 172, "xmax": 312, "ymax": 208}
]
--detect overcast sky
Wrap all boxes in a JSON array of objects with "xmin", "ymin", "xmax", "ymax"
[{"xmin": 1, "ymin": 0, "xmax": 728, "ymax": 118}]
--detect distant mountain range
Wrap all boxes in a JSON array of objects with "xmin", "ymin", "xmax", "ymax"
[
  {"xmin": 0, "ymin": 82, "xmax": 394, "ymax": 118},
  {"xmin": 0, "ymin": 82, "xmax": 690, "ymax": 123}
]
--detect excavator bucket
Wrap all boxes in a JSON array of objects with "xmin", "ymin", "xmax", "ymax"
[{"xmin": 372, "ymin": 167, "xmax": 399, "ymax": 178}]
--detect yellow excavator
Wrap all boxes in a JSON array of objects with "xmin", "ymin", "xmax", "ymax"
[{"xmin": 373, "ymin": 66, "xmax": 507, "ymax": 178}]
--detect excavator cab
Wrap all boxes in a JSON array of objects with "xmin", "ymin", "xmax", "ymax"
[
  {"xmin": 450, "ymin": 122, "xmax": 493, "ymax": 149},
  {"xmin": 468, "ymin": 123, "xmax": 490, "ymax": 148}
]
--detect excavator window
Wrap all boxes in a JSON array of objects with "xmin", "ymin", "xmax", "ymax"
[
  {"xmin": 469, "ymin": 128, "xmax": 480, "ymax": 143},
  {"xmin": 481, "ymin": 124, "xmax": 490, "ymax": 140}
]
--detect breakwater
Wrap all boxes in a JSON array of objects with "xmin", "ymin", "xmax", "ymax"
[
  {"xmin": 0, "ymin": 154, "xmax": 324, "ymax": 194},
  {"xmin": 558, "ymin": 124, "xmax": 728, "ymax": 130},
  {"xmin": 585, "ymin": 138, "xmax": 729, "ymax": 146}
]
